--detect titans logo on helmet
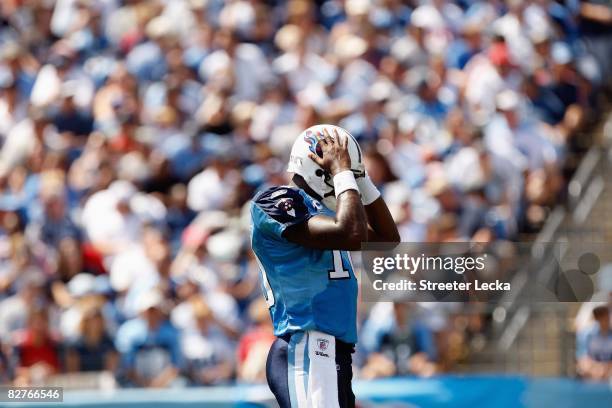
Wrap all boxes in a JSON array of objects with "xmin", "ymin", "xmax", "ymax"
[{"xmin": 304, "ymin": 131, "xmax": 323, "ymax": 158}]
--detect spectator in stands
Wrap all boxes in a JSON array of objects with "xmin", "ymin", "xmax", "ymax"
[
  {"xmin": 522, "ymin": 75, "xmax": 566, "ymax": 126},
  {"xmin": 0, "ymin": 270, "xmax": 46, "ymax": 342},
  {"xmin": 65, "ymin": 306, "xmax": 118, "ymax": 373},
  {"xmin": 51, "ymin": 85, "xmax": 94, "ymax": 140},
  {"xmin": 33, "ymin": 190, "xmax": 81, "ymax": 249},
  {"xmin": 81, "ymin": 180, "xmax": 144, "ymax": 258},
  {"xmin": 579, "ymin": 1, "xmax": 612, "ymax": 80},
  {"xmin": 413, "ymin": 73, "xmax": 449, "ymax": 123},
  {"xmin": 576, "ymin": 305, "xmax": 612, "ymax": 381},
  {"xmin": 165, "ymin": 183, "xmax": 198, "ymax": 250},
  {"xmin": 112, "ymin": 226, "xmax": 173, "ymax": 318},
  {"xmin": 175, "ymin": 296, "xmax": 235, "ymax": 385},
  {"xmin": 11, "ymin": 307, "xmax": 61, "ymax": 386},
  {"xmin": 115, "ymin": 290, "xmax": 183, "ymax": 388},
  {"xmin": 485, "ymin": 89, "xmax": 558, "ymax": 172},
  {"xmin": 360, "ymin": 303, "xmax": 439, "ymax": 379},
  {"xmin": 447, "ymin": 22, "xmax": 483, "ymax": 70},
  {"xmin": 0, "ymin": 107, "xmax": 58, "ymax": 179},
  {"xmin": 236, "ymin": 298, "xmax": 275, "ymax": 383}
]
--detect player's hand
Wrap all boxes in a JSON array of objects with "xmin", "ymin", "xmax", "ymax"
[{"xmin": 308, "ymin": 127, "xmax": 351, "ymax": 176}]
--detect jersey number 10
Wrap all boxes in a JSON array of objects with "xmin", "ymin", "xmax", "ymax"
[{"xmin": 255, "ymin": 250, "xmax": 353, "ymax": 308}]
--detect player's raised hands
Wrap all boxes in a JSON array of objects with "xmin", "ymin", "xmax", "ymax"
[{"xmin": 308, "ymin": 127, "xmax": 351, "ymax": 176}]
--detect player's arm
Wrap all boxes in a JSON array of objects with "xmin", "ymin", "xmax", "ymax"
[
  {"xmin": 355, "ymin": 167, "xmax": 400, "ymax": 243},
  {"xmin": 284, "ymin": 129, "xmax": 368, "ymax": 251},
  {"xmin": 284, "ymin": 188, "xmax": 366, "ymax": 251},
  {"xmin": 363, "ymin": 196, "xmax": 400, "ymax": 243}
]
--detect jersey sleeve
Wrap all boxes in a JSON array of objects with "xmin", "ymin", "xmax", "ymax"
[{"xmin": 251, "ymin": 186, "xmax": 314, "ymax": 239}]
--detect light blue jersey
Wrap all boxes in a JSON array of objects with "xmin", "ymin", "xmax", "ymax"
[{"xmin": 250, "ymin": 185, "xmax": 358, "ymax": 344}]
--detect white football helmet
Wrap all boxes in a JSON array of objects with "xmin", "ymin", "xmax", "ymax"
[{"xmin": 287, "ymin": 124, "xmax": 365, "ymax": 210}]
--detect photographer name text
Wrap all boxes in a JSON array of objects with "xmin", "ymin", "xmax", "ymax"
[{"xmin": 372, "ymin": 279, "xmax": 511, "ymax": 292}]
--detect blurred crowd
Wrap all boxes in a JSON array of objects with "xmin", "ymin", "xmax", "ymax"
[
  {"xmin": 0, "ymin": 0, "xmax": 610, "ymax": 387},
  {"xmin": 575, "ymin": 265, "xmax": 612, "ymax": 382}
]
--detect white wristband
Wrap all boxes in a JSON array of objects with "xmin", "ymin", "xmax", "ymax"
[
  {"xmin": 333, "ymin": 170, "xmax": 359, "ymax": 198},
  {"xmin": 357, "ymin": 174, "xmax": 381, "ymax": 205}
]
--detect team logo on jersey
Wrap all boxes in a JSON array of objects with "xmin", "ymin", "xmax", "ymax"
[
  {"xmin": 315, "ymin": 338, "xmax": 330, "ymax": 358},
  {"xmin": 304, "ymin": 131, "xmax": 323, "ymax": 158},
  {"xmin": 275, "ymin": 197, "xmax": 296, "ymax": 217}
]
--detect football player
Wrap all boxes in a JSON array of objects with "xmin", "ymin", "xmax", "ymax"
[{"xmin": 250, "ymin": 125, "xmax": 399, "ymax": 408}]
